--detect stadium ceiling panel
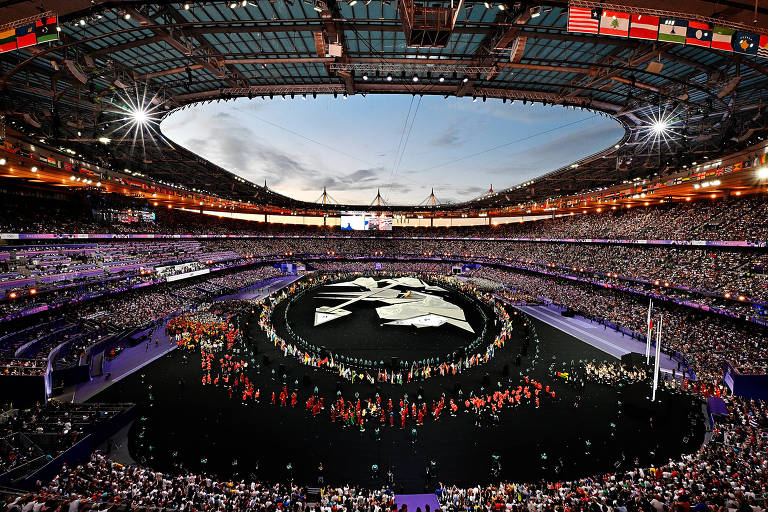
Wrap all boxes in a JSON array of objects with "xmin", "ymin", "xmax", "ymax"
[{"xmin": 0, "ymin": 0, "xmax": 766, "ymax": 210}]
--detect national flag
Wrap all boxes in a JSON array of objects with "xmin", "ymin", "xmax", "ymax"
[
  {"xmin": 568, "ymin": 6, "xmax": 600, "ymax": 34},
  {"xmin": 0, "ymin": 29, "xmax": 16, "ymax": 53},
  {"xmin": 711, "ymin": 26, "xmax": 735, "ymax": 52},
  {"xmin": 686, "ymin": 20, "xmax": 712, "ymax": 47},
  {"xmin": 732, "ymin": 30, "xmax": 759, "ymax": 55},
  {"xmin": 599, "ymin": 10, "xmax": 630, "ymax": 37},
  {"xmin": 35, "ymin": 16, "xmax": 58, "ymax": 43},
  {"xmin": 759, "ymin": 35, "xmax": 768, "ymax": 58},
  {"xmin": 658, "ymin": 18, "xmax": 688, "ymax": 44},
  {"xmin": 629, "ymin": 14, "xmax": 659, "ymax": 40},
  {"xmin": 14, "ymin": 24, "xmax": 36, "ymax": 49}
]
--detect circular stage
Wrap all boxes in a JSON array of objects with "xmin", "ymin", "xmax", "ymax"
[
  {"xmin": 280, "ymin": 275, "xmax": 492, "ymax": 369},
  {"xmin": 91, "ymin": 274, "xmax": 707, "ymax": 491}
]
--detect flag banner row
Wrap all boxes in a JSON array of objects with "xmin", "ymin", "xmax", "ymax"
[
  {"xmin": 567, "ymin": 7, "xmax": 768, "ymax": 59},
  {"xmin": 0, "ymin": 16, "xmax": 58, "ymax": 54}
]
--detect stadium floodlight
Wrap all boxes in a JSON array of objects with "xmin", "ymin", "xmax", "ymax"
[
  {"xmin": 758, "ymin": 167, "xmax": 768, "ymax": 180},
  {"xmin": 386, "ymin": 74, "xmax": 393, "ymax": 81},
  {"xmin": 637, "ymin": 107, "xmax": 682, "ymax": 151},
  {"xmin": 412, "ymin": 75, "xmax": 419, "ymax": 82},
  {"xmin": 651, "ymin": 119, "xmax": 669, "ymax": 135},
  {"xmin": 102, "ymin": 85, "xmax": 164, "ymax": 158}
]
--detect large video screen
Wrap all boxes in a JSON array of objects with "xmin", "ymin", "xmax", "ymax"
[{"xmin": 340, "ymin": 212, "xmax": 392, "ymax": 231}]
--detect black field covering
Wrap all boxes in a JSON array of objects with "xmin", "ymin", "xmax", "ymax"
[{"xmin": 92, "ymin": 313, "xmax": 705, "ymax": 492}]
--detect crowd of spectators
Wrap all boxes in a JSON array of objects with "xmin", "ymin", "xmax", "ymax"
[
  {"xmin": 0, "ymin": 193, "xmax": 766, "ymax": 510},
  {"xmin": 0, "ymin": 401, "xmax": 130, "ymax": 479},
  {"xmin": 0, "ymin": 391, "xmax": 763, "ymax": 511},
  {"xmin": 2, "ymin": 191, "xmax": 767, "ymax": 241},
  {"xmin": 468, "ymin": 267, "xmax": 766, "ymax": 381}
]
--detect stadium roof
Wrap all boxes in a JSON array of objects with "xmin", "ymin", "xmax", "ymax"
[{"xmin": 0, "ymin": 0, "xmax": 767, "ymax": 210}]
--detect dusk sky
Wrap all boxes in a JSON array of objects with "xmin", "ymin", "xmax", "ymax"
[{"xmin": 161, "ymin": 95, "xmax": 623, "ymax": 205}]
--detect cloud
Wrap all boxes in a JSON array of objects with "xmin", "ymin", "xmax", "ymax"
[
  {"xmin": 430, "ymin": 124, "xmax": 464, "ymax": 147},
  {"xmin": 505, "ymin": 122, "xmax": 622, "ymax": 162},
  {"xmin": 304, "ymin": 167, "xmax": 388, "ymax": 191},
  {"xmin": 162, "ymin": 110, "xmax": 321, "ymax": 187},
  {"xmin": 160, "ymin": 97, "xmax": 622, "ymax": 205}
]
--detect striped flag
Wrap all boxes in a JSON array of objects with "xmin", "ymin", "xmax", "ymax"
[
  {"xmin": 568, "ymin": 6, "xmax": 600, "ymax": 34},
  {"xmin": 629, "ymin": 14, "xmax": 659, "ymax": 40},
  {"xmin": 658, "ymin": 18, "xmax": 688, "ymax": 44},
  {"xmin": 711, "ymin": 26, "xmax": 735, "ymax": 52},
  {"xmin": 732, "ymin": 30, "xmax": 759, "ymax": 55},
  {"xmin": 35, "ymin": 16, "xmax": 58, "ymax": 44},
  {"xmin": 599, "ymin": 10, "xmax": 630, "ymax": 37},
  {"xmin": 0, "ymin": 29, "xmax": 16, "ymax": 53},
  {"xmin": 14, "ymin": 23, "xmax": 36, "ymax": 49},
  {"xmin": 686, "ymin": 20, "xmax": 712, "ymax": 47},
  {"xmin": 759, "ymin": 35, "xmax": 768, "ymax": 59}
]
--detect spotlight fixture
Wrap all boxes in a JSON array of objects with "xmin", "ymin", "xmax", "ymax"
[
  {"xmin": 462, "ymin": 75, "xmax": 469, "ymax": 83},
  {"xmin": 348, "ymin": 0, "xmax": 357, "ymax": 5},
  {"xmin": 123, "ymin": 12, "xmax": 131, "ymax": 19},
  {"xmin": 529, "ymin": 6, "xmax": 541, "ymax": 17},
  {"xmin": 229, "ymin": 2, "xmax": 237, "ymax": 7},
  {"xmin": 483, "ymin": 2, "xmax": 490, "ymax": 8},
  {"xmin": 313, "ymin": 4, "xmax": 323, "ymax": 11},
  {"xmin": 184, "ymin": 3, "xmax": 190, "ymax": 9},
  {"xmin": 438, "ymin": 75, "xmax": 445, "ymax": 82},
  {"xmin": 498, "ymin": 3, "xmax": 505, "ymax": 9},
  {"xmin": 412, "ymin": 74, "xmax": 419, "ymax": 82},
  {"xmin": 362, "ymin": 73, "xmax": 369, "ymax": 80},
  {"xmin": 386, "ymin": 74, "xmax": 393, "ymax": 81}
]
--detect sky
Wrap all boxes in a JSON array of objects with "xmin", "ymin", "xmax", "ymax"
[{"xmin": 160, "ymin": 95, "xmax": 623, "ymax": 205}]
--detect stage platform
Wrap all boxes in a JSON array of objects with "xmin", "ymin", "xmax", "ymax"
[
  {"xmin": 395, "ymin": 493, "xmax": 441, "ymax": 512},
  {"xmin": 518, "ymin": 304, "xmax": 689, "ymax": 377}
]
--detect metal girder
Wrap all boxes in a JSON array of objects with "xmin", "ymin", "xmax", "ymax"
[
  {"xmin": 125, "ymin": 8, "xmax": 239, "ymax": 88},
  {"xmin": 173, "ymin": 83, "xmax": 347, "ymax": 102},
  {"xmin": 330, "ymin": 62, "xmax": 497, "ymax": 75}
]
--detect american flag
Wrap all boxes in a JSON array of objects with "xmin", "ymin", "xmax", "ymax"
[{"xmin": 568, "ymin": 6, "xmax": 601, "ymax": 34}]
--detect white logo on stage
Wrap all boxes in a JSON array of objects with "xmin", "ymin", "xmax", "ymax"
[{"xmin": 313, "ymin": 277, "xmax": 474, "ymax": 333}]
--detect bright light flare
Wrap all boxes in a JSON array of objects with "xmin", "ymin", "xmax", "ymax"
[
  {"xmin": 637, "ymin": 108, "xmax": 682, "ymax": 152},
  {"xmin": 131, "ymin": 108, "xmax": 149, "ymax": 125},
  {"xmin": 102, "ymin": 85, "xmax": 166, "ymax": 159},
  {"xmin": 651, "ymin": 119, "xmax": 669, "ymax": 135}
]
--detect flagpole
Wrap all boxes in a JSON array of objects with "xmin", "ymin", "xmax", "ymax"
[
  {"xmin": 645, "ymin": 299, "xmax": 653, "ymax": 364},
  {"xmin": 652, "ymin": 314, "xmax": 663, "ymax": 402}
]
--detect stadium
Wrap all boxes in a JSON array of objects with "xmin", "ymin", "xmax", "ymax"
[{"xmin": 0, "ymin": 0, "xmax": 767, "ymax": 510}]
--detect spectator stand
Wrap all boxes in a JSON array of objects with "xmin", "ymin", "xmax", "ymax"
[{"xmin": 723, "ymin": 360, "xmax": 768, "ymax": 400}]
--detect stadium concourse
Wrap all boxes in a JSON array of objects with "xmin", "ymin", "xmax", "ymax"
[{"xmin": 1, "ymin": 0, "xmax": 768, "ymax": 509}]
